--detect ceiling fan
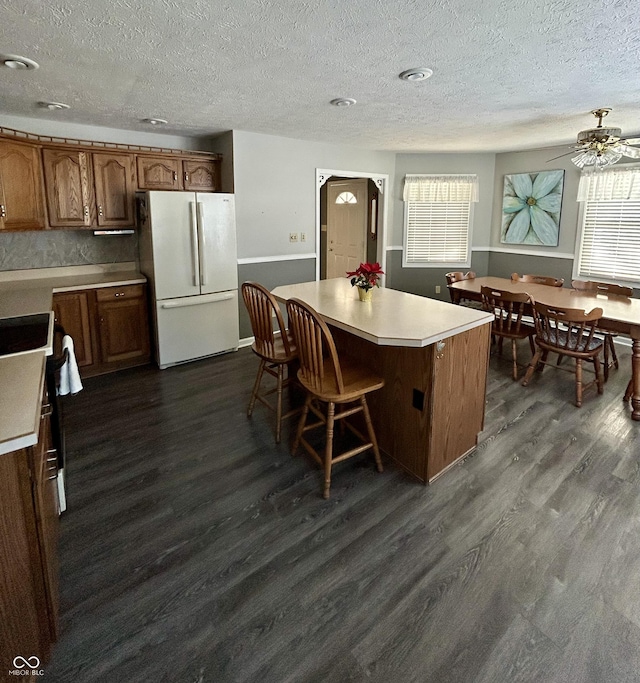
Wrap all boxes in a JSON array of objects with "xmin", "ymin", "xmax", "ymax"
[{"xmin": 549, "ymin": 108, "xmax": 640, "ymax": 169}]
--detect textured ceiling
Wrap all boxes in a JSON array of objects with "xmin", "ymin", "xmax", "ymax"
[{"xmin": 0, "ymin": 0, "xmax": 639, "ymax": 152}]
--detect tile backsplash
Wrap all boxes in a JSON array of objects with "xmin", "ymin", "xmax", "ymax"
[{"xmin": 0, "ymin": 230, "xmax": 138, "ymax": 271}]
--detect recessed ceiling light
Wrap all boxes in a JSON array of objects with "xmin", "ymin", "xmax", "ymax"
[
  {"xmin": 1, "ymin": 54, "xmax": 39, "ymax": 70},
  {"xmin": 142, "ymin": 117, "xmax": 168, "ymax": 125},
  {"xmin": 38, "ymin": 101, "xmax": 70, "ymax": 111},
  {"xmin": 330, "ymin": 98, "xmax": 357, "ymax": 107},
  {"xmin": 399, "ymin": 68, "xmax": 433, "ymax": 82}
]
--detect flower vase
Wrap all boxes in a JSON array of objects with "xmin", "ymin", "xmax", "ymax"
[{"xmin": 357, "ymin": 287, "xmax": 373, "ymax": 302}]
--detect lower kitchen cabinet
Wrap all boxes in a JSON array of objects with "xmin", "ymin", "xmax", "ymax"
[
  {"xmin": 52, "ymin": 283, "xmax": 150, "ymax": 377},
  {"xmin": 0, "ymin": 386, "xmax": 59, "ymax": 670},
  {"xmin": 95, "ymin": 285, "xmax": 150, "ymax": 365},
  {"xmin": 52, "ymin": 290, "xmax": 94, "ymax": 368}
]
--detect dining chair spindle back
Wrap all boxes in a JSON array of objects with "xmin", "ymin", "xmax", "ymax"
[
  {"xmin": 521, "ymin": 301, "xmax": 604, "ymax": 407},
  {"xmin": 511, "ymin": 272, "xmax": 564, "ymax": 287},
  {"xmin": 571, "ymin": 279, "xmax": 633, "ymax": 381},
  {"xmin": 481, "ymin": 286, "xmax": 535, "ymax": 380}
]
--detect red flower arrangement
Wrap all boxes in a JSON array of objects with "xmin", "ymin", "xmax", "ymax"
[{"xmin": 346, "ymin": 262, "xmax": 384, "ymax": 292}]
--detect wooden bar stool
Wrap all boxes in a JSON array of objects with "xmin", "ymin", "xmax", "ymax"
[
  {"xmin": 286, "ymin": 297, "xmax": 384, "ymax": 499},
  {"xmin": 241, "ymin": 282, "xmax": 299, "ymax": 444}
]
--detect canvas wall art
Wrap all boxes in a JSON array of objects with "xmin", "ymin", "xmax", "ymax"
[{"xmin": 501, "ymin": 170, "xmax": 564, "ymax": 246}]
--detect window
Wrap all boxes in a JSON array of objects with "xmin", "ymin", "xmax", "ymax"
[
  {"xmin": 402, "ymin": 174, "xmax": 478, "ymax": 268},
  {"xmin": 575, "ymin": 166, "xmax": 640, "ymax": 284},
  {"xmin": 335, "ymin": 191, "xmax": 357, "ymax": 204}
]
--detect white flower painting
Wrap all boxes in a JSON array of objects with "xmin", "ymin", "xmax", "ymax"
[{"xmin": 501, "ymin": 170, "xmax": 564, "ymax": 246}]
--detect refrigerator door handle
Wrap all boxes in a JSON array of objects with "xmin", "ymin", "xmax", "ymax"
[
  {"xmin": 190, "ymin": 202, "xmax": 201, "ymax": 288},
  {"xmin": 197, "ymin": 202, "xmax": 207, "ymax": 286},
  {"xmin": 160, "ymin": 292, "xmax": 235, "ymax": 309}
]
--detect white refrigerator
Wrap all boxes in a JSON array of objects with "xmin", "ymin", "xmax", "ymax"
[{"xmin": 139, "ymin": 191, "xmax": 239, "ymax": 369}]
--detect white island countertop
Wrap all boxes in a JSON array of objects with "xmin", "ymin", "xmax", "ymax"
[{"xmin": 272, "ymin": 278, "xmax": 494, "ymax": 348}]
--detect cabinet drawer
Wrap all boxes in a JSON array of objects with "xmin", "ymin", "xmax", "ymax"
[{"xmin": 95, "ymin": 284, "xmax": 145, "ymax": 302}]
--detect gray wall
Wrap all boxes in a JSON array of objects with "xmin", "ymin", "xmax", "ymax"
[
  {"xmin": 232, "ymin": 130, "xmax": 396, "ymax": 260},
  {"xmin": 387, "ymin": 152, "xmax": 496, "ymax": 297}
]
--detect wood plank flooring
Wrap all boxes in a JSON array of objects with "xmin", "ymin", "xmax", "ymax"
[{"xmin": 44, "ymin": 341, "xmax": 640, "ymax": 682}]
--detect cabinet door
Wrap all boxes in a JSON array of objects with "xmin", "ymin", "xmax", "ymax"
[
  {"xmin": 32, "ymin": 400, "xmax": 60, "ymax": 641},
  {"xmin": 136, "ymin": 156, "xmax": 182, "ymax": 190},
  {"xmin": 92, "ymin": 152, "xmax": 136, "ymax": 227},
  {"xmin": 182, "ymin": 159, "xmax": 219, "ymax": 192},
  {"xmin": 52, "ymin": 291, "xmax": 94, "ymax": 368},
  {"xmin": 0, "ymin": 140, "xmax": 46, "ymax": 231},
  {"xmin": 96, "ymin": 285, "xmax": 150, "ymax": 364},
  {"xmin": 42, "ymin": 149, "xmax": 92, "ymax": 228}
]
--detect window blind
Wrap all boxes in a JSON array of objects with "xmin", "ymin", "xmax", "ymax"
[
  {"xmin": 403, "ymin": 174, "xmax": 477, "ymax": 266},
  {"xmin": 577, "ymin": 199, "xmax": 640, "ymax": 282},
  {"xmin": 405, "ymin": 201, "xmax": 471, "ymax": 263}
]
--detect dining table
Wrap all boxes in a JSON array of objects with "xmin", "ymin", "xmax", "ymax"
[{"xmin": 449, "ymin": 275, "xmax": 640, "ymax": 420}]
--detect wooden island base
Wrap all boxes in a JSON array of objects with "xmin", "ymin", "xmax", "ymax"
[{"xmin": 330, "ymin": 323, "xmax": 491, "ymax": 483}]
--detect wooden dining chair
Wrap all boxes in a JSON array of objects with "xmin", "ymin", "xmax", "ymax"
[
  {"xmin": 481, "ymin": 286, "xmax": 535, "ymax": 380},
  {"xmin": 285, "ymin": 297, "xmax": 384, "ymax": 499},
  {"xmin": 571, "ymin": 279, "xmax": 633, "ymax": 381},
  {"xmin": 521, "ymin": 300, "xmax": 604, "ymax": 407},
  {"xmin": 241, "ymin": 281, "xmax": 299, "ymax": 444},
  {"xmin": 511, "ymin": 272, "xmax": 564, "ymax": 287},
  {"xmin": 445, "ymin": 271, "xmax": 477, "ymax": 305}
]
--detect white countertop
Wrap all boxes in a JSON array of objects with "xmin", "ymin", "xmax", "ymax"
[
  {"xmin": 0, "ymin": 353, "xmax": 46, "ymax": 456},
  {"xmin": 272, "ymin": 278, "xmax": 493, "ymax": 347},
  {"xmin": 0, "ymin": 263, "xmax": 146, "ymax": 455}
]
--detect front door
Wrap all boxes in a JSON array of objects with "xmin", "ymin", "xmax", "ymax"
[{"xmin": 326, "ymin": 179, "xmax": 368, "ymax": 279}]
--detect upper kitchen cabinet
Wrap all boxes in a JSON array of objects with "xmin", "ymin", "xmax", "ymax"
[
  {"xmin": 136, "ymin": 156, "xmax": 182, "ymax": 190},
  {"xmin": 136, "ymin": 155, "xmax": 221, "ymax": 192},
  {"xmin": 182, "ymin": 159, "xmax": 219, "ymax": 192},
  {"xmin": 0, "ymin": 139, "xmax": 46, "ymax": 231},
  {"xmin": 42, "ymin": 149, "xmax": 135, "ymax": 229}
]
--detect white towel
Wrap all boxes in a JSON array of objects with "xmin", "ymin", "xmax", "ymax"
[{"xmin": 58, "ymin": 335, "xmax": 83, "ymax": 396}]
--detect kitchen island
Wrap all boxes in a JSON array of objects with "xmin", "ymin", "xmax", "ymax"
[{"xmin": 272, "ymin": 279, "xmax": 494, "ymax": 483}]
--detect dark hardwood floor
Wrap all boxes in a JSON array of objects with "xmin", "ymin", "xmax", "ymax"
[{"xmin": 45, "ymin": 341, "xmax": 640, "ymax": 682}]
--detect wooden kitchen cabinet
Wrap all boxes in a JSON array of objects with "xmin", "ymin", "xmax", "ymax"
[
  {"xmin": 136, "ymin": 155, "xmax": 182, "ymax": 190},
  {"xmin": 182, "ymin": 159, "xmax": 219, "ymax": 192},
  {"xmin": 0, "ymin": 139, "xmax": 47, "ymax": 231},
  {"xmin": 53, "ymin": 284, "xmax": 150, "ymax": 377},
  {"xmin": 0, "ymin": 386, "xmax": 59, "ymax": 668},
  {"xmin": 52, "ymin": 290, "xmax": 95, "ymax": 368},
  {"xmin": 136, "ymin": 155, "xmax": 221, "ymax": 192},
  {"xmin": 42, "ymin": 148, "xmax": 136, "ymax": 229},
  {"xmin": 95, "ymin": 284, "xmax": 150, "ymax": 365}
]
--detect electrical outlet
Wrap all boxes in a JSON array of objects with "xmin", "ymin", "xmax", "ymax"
[
  {"xmin": 289, "ymin": 232, "xmax": 298, "ymax": 243},
  {"xmin": 435, "ymin": 285, "xmax": 441, "ymax": 294},
  {"xmin": 300, "ymin": 232, "xmax": 306, "ymax": 242}
]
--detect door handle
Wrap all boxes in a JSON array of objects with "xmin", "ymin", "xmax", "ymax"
[
  {"xmin": 189, "ymin": 202, "xmax": 200, "ymax": 288},
  {"xmin": 197, "ymin": 202, "xmax": 207, "ymax": 286}
]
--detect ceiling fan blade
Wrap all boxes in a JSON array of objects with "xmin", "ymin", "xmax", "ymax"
[
  {"xmin": 622, "ymin": 137, "xmax": 640, "ymax": 145},
  {"xmin": 619, "ymin": 144, "xmax": 640, "ymax": 159},
  {"xmin": 547, "ymin": 149, "xmax": 581, "ymax": 162}
]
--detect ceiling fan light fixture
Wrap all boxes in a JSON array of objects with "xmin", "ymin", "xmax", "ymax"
[
  {"xmin": 399, "ymin": 67, "xmax": 433, "ymax": 82},
  {"xmin": 1, "ymin": 54, "xmax": 39, "ymax": 70},
  {"xmin": 330, "ymin": 98, "xmax": 356, "ymax": 107}
]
